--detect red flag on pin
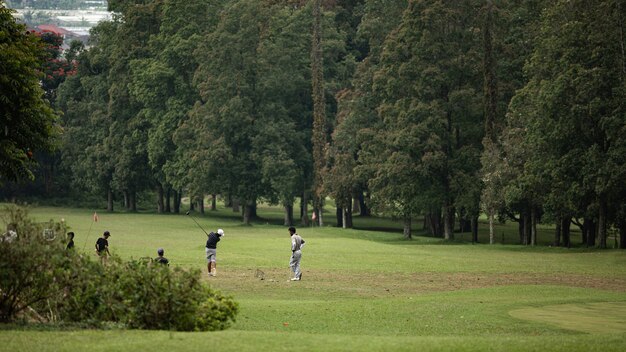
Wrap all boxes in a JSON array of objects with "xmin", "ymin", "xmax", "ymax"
[{"xmin": 93, "ymin": 212, "xmax": 99, "ymax": 222}]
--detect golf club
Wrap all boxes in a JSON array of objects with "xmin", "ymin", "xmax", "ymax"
[{"xmin": 186, "ymin": 210, "xmax": 210, "ymax": 236}]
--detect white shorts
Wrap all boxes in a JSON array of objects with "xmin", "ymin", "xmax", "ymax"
[{"xmin": 206, "ymin": 248, "xmax": 217, "ymax": 262}]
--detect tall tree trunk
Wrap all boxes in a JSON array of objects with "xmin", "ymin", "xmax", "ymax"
[
  {"xmin": 352, "ymin": 194, "xmax": 360, "ymax": 215},
  {"xmin": 359, "ymin": 193, "xmax": 370, "ymax": 216},
  {"xmin": 471, "ymin": 216, "xmax": 479, "ymax": 243},
  {"xmin": 598, "ymin": 197, "xmax": 608, "ymax": 249},
  {"xmin": 165, "ymin": 187, "xmax": 171, "ymax": 213},
  {"xmin": 336, "ymin": 206, "xmax": 343, "ymax": 228},
  {"xmin": 562, "ymin": 217, "xmax": 571, "ymax": 248},
  {"xmin": 443, "ymin": 204, "xmax": 455, "ymax": 240},
  {"xmin": 554, "ymin": 215, "xmax": 562, "ymax": 247},
  {"xmin": 211, "ymin": 194, "xmax": 217, "ymax": 211},
  {"xmin": 284, "ymin": 204, "xmax": 294, "ymax": 226},
  {"xmin": 157, "ymin": 183, "xmax": 164, "ymax": 213},
  {"xmin": 518, "ymin": 217, "xmax": 524, "ymax": 244},
  {"xmin": 425, "ymin": 210, "xmax": 443, "ymax": 237},
  {"xmin": 403, "ymin": 215, "xmax": 412, "ymax": 240},
  {"xmin": 619, "ymin": 219, "xmax": 626, "ymax": 249},
  {"xmin": 107, "ymin": 189, "xmax": 114, "ymax": 212},
  {"xmin": 482, "ymin": 0, "xmax": 499, "ymax": 143},
  {"xmin": 198, "ymin": 196, "xmax": 204, "ymax": 214},
  {"xmin": 243, "ymin": 200, "xmax": 256, "ymax": 225},
  {"xmin": 311, "ymin": 0, "xmax": 326, "ymax": 226},
  {"xmin": 225, "ymin": 194, "xmax": 233, "ymax": 207},
  {"xmin": 578, "ymin": 219, "xmax": 587, "ymax": 244},
  {"xmin": 530, "ymin": 205, "xmax": 537, "ymax": 246},
  {"xmin": 232, "ymin": 198, "xmax": 240, "ymax": 213},
  {"xmin": 345, "ymin": 204, "xmax": 353, "ymax": 229},
  {"xmin": 130, "ymin": 192, "xmax": 137, "ymax": 212},
  {"xmin": 173, "ymin": 189, "xmax": 180, "ymax": 214},
  {"xmin": 301, "ymin": 193, "xmax": 310, "ymax": 226},
  {"xmin": 585, "ymin": 218, "xmax": 596, "ymax": 247},
  {"xmin": 123, "ymin": 190, "xmax": 129, "ymax": 209},
  {"xmin": 243, "ymin": 204, "xmax": 251, "ymax": 225},
  {"xmin": 522, "ymin": 208, "xmax": 531, "ymax": 245},
  {"xmin": 488, "ymin": 211, "xmax": 495, "ymax": 244}
]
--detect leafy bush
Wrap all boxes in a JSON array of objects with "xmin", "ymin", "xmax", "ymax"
[
  {"xmin": 1, "ymin": 206, "xmax": 238, "ymax": 330},
  {"xmin": 0, "ymin": 206, "xmax": 70, "ymax": 322}
]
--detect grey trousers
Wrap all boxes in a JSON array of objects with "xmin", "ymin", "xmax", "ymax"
[{"xmin": 289, "ymin": 250, "xmax": 302, "ymax": 277}]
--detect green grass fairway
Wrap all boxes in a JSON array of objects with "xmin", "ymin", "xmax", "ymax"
[{"xmin": 1, "ymin": 205, "xmax": 626, "ymax": 351}]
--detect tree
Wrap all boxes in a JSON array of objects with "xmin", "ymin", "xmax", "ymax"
[
  {"xmin": 329, "ymin": 0, "xmax": 408, "ymax": 228},
  {"xmin": 364, "ymin": 0, "xmax": 483, "ymax": 240},
  {"xmin": 0, "ymin": 4, "xmax": 59, "ymax": 184},
  {"xmin": 507, "ymin": 0, "xmax": 626, "ymax": 248}
]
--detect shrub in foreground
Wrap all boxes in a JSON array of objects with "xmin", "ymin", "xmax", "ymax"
[{"xmin": 0, "ymin": 206, "xmax": 238, "ymax": 330}]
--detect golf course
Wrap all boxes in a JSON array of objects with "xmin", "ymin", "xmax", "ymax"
[{"xmin": 1, "ymin": 204, "xmax": 625, "ymax": 352}]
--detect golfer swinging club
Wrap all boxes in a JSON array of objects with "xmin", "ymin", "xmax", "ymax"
[
  {"xmin": 206, "ymin": 228, "xmax": 224, "ymax": 276},
  {"xmin": 289, "ymin": 226, "xmax": 305, "ymax": 281}
]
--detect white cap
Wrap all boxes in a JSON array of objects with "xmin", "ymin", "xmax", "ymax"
[{"xmin": 217, "ymin": 229, "xmax": 224, "ymax": 236}]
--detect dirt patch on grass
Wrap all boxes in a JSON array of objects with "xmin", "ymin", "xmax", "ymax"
[
  {"xmin": 212, "ymin": 268, "xmax": 626, "ymax": 298},
  {"xmin": 510, "ymin": 302, "xmax": 626, "ymax": 333}
]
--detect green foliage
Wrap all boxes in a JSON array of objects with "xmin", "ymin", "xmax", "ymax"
[
  {"xmin": 0, "ymin": 4, "xmax": 59, "ymax": 184},
  {"xmin": 0, "ymin": 206, "xmax": 238, "ymax": 330},
  {"xmin": 0, "ymin": 205, "xmax": 68, "ymax": 322}
]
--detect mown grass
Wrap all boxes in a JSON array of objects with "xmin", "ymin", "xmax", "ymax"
[{"xmin": 1, "ymin": 203, "xmax": 625, "ymax": 351}]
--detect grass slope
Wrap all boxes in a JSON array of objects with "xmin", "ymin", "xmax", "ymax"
[{"xmin": 1, "ymin": 204, "xmax": 625, "ymax": 351}]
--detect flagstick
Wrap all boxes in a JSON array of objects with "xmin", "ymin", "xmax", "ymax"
[{"xmin": 82, "ymin": 212, "xmax": 98, "ymax": 251}]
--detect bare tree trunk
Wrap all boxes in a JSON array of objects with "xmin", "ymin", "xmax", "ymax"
[
  {"xmin": 337, "ymin": 207, "xmax": 343, "ymax": 228},
  {"xmin": 471, "ymin": 216, "xmax": 478, "ymax": 243},
  {"xmin": 165, "ymin": 187, "xmax": 171, "ymax": 213},
  {"xmin": 598, "ymin": 197, "xmax": 607, "ymax": 249},
  {"xmin": 352, "ymin": 195, "xmax": 360, "ymax": 215},
  {"xmin": 359, "ymin": 192, "xmax": 370, "ymax": 216},
  {"xmin": 403, "ymin": 215, "xmax": 412, "ymax": 240},
  {"xmin": 157, "ymin": 183, "xmax": 164, "ymax": 213},
  {"xmin": 443, "ymin": 204, "xmax": 455, "ymax": 240},
  {"xmin": 345, "ymin": 204, "xmax": 353, "ymax": 229},
  {"xmin": 318, "ymin": 206, "xmax": 324, "ymax": 227},
  {"xmin": 284, "ymin": 204, "xmax": 294, "ymax": 226},
  {"xmin": 301, "ymin": 193, "xmax": 310, "ymax": 226},
  {"xmin": 211, "ymin": 194, "xmax": 217, "ymax": 211},
  {"xmin": 562, "ymin": 217, "xmax": 571, "ymax": 248},
  {"xmin": 530, "ymin": 206, "xmax": 537, "ymax": 246},
  {"xmin": 232, "ymin": 198, "xmax": 240, "ymax": 213},
  {"xmin": 173, "ymin": 189, "xmax": 180, "ymax": 214},
  {"xmin": 522, "ymin": 208, "xmax": 531, "ymax": 245},
  {"xmin": 554, "ymin": 216, "xmax": 562, "ymax": 247},
  {"xmin": 130, "ymin": 192, "xmax": 137, "ymax": 212},
  {"xmin": 619, "ymin": 219, "xmax": 626, "ymax": 249},
  {"xmin": 489, "ymin": 212, "xmax": 495, "ymax": 244},
  {"xmin": 107, "ymin": 189, "xmax": 114, "ymax": 212},
  {"xmin": 243, "ymin": 205, "xmax": 251, "ymax": 225},
  {"xmin": 198, "ymin": 196, "xmax": 205, "ymax": 214},
  {"xmin": 123, "ymin": 190, "xmax": 129, "ymax": 209},
  {"xmin": 586, "ymin": 218, "xmax": 596, "ymax": 247}
]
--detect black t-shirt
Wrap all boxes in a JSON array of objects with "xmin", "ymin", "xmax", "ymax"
[
  {"xmin": 155, "ymin": 256, "xmax": 169, "ymax": 265},
  {"xmin": 66, "ymin": 239, "xmax": 75, "ymax": 250},
  {"xmin": 205, "ymin": 232, "xmax": 220, "ymax": 249},
  {"xmin": 95, "ymin": 237, "xmax": 108, "ymax": 252}
]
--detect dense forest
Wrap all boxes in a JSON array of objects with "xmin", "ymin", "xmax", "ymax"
[{"xmin": 2, "ymin": 0, "xmax": 625, "ymax": 248}]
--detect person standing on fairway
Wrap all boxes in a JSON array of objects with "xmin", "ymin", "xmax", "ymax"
[
  {"xmin": 95, "ymin": 230, "xmax": 111, "ymax": 264},
  {"xmin": 206, "ymin": 228, "xmax": 224, "ymax": 276},
  {"xmin": 289, "ymin": 227, "xmax": 305, "ymax": 281},
  {"xmin": 154, "ymin": 247, "xmax": 169, "ymax": 266}
]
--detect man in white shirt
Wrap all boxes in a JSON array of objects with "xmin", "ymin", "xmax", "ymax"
[{"xmin": 289, "ymin": 226, "xmax": 305, "ymax": 281}]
